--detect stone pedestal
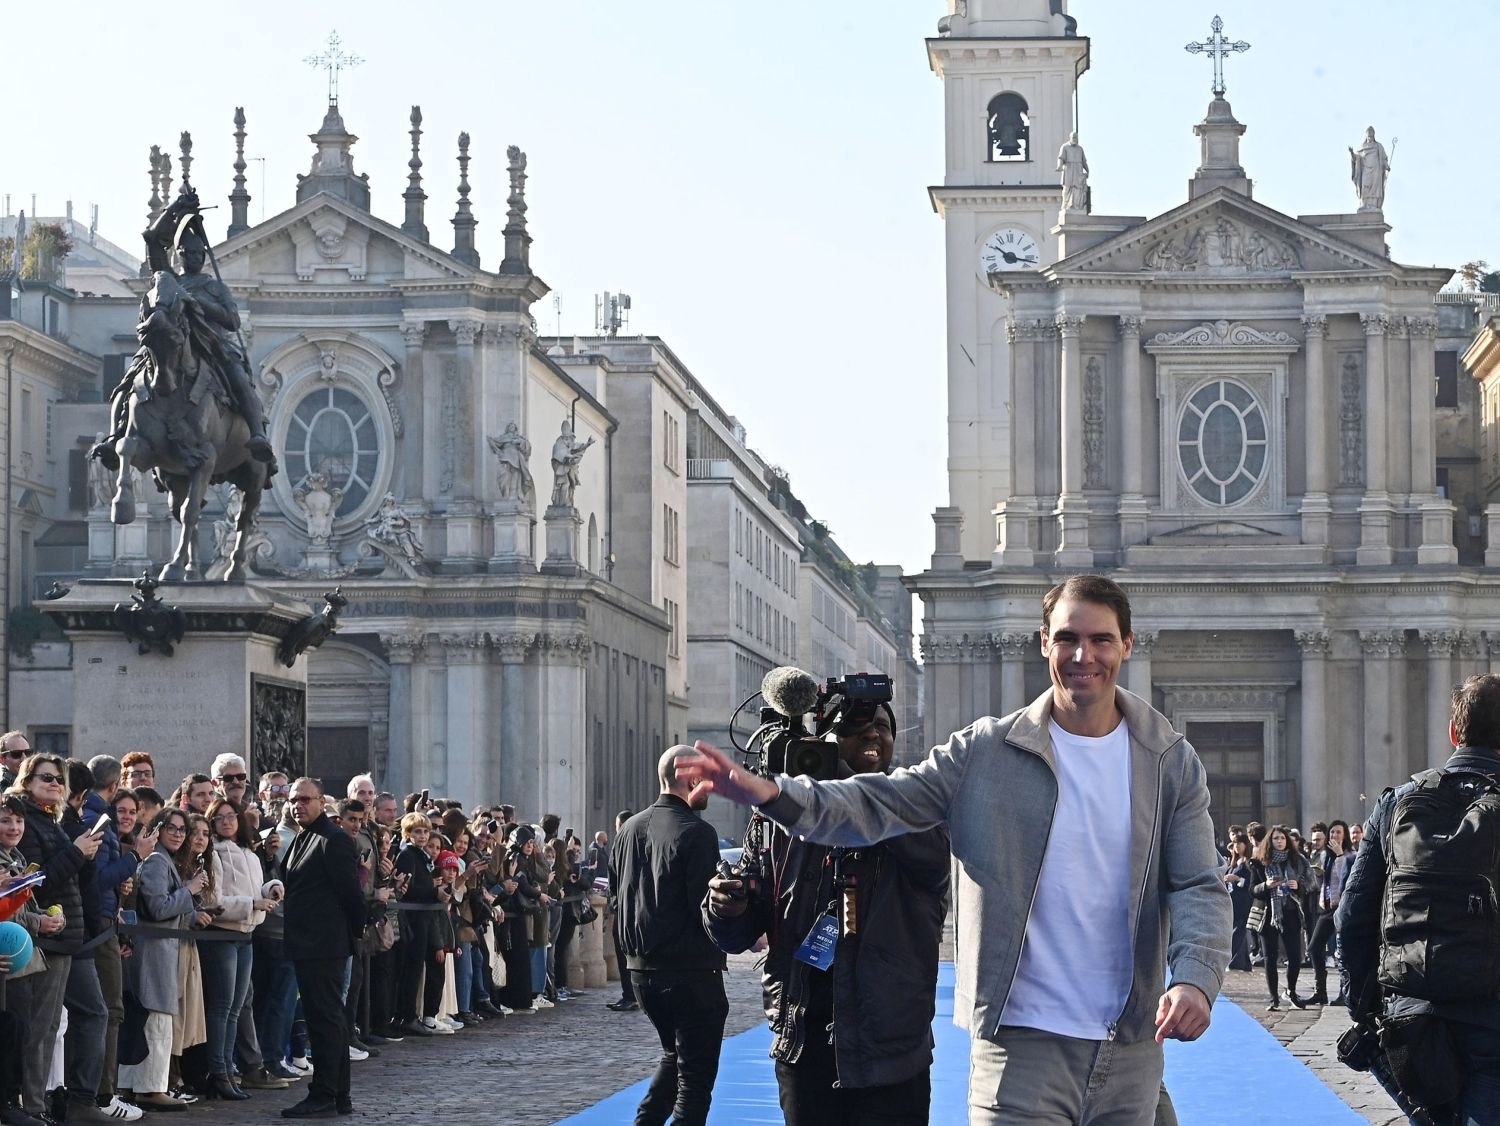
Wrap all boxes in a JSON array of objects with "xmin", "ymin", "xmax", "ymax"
[
  {"xmin": 443, "ymin": 500, "xmax": 485, "ymax": 572},
  {"xmin": 112, "ymin": 522, "xmax": 151, "ymax": 577},
  {"xmin": 1356, "ymin": 493, "xmax": 1395, "ymax": 566},
  {"xmin": 43, "ymin": 579, "xmax": 313, "ymax": 788},
  {"xmin": 1417, "ymin": 499, "xmax": 1459, "ymax": 565},
  {"xmin": 577, "ymin": 893, "xmax": 608, "ymax": 988},
  {"xmin": 488, "ymin": 501, "xmax": 535, "ymax": 574},
  {"xmin": 540, "ymin": 505, "xmax": 582, "ymax": 576},
  {"xmin": 301, "ymin": 545, "xmax": 340, "ymax": 574}
]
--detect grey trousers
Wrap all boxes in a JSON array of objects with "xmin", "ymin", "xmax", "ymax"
[
  {"xmin": 16, "ymin": 952, "xmax": 71, "ymax": 1113},
  {"xmin": 63, "ymin": 954, "xmax": 109, "ymax": 1100},
  {"xmin": 968, "ymin": 1025, "xmax": 1165, "ymax": 1126},
  {"xmin": 94, "ymin": 937, "xmax": 124, "ymax": 1099}
]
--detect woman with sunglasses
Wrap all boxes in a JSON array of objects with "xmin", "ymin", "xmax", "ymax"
[
  {"xmin": 117, "ymin": 809, "xmax": 208, "ymax": 1112},
  {"xmin": 5, "ymin": 754, "xmax": 103, "ymax": 1122}
]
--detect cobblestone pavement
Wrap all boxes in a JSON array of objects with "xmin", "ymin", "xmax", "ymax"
[
  {"xmin": 176, "ymin": 953, "xmax": 767, "ymax": 1126},
  {"xmin": 1219, "ymin": 967, "xmax": 1404, "ymax": 1125}
]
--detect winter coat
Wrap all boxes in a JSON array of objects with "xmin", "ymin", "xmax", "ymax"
[
  {"xmin": 706, "ymin": 802, "xmax": 950, "ymax": 1089},
  {"xmin": 16, "ymin": 797, "xmax": 88, "ymax": 955},
  {"xmin": 131, "ymin": 849, "xmax": 196, "ymax": 1014},
  {"xmin": 1246, "ymin": 853, "xmax": 1312, "ymax": 934},
  {"xmin": 211, "ymin": 839, "xmax": 271, "ymax": 933},
  {"xmin": 83, "ymin": 790, "xmax": 138, "ymax": 921}
]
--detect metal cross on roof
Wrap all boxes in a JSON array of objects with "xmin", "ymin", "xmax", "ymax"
[
  {"xmin": 1184, "ymin": 15, "xmax": 1250, "ymax": 98},
  {"xmin": 305, "ymin": 31, "xmax": 363, "ymax": 106}
]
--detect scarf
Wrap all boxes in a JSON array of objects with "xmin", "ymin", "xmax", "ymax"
[{"xmin": 1266, "ymin": 850, "xmax": 1298, "ymax": 931}]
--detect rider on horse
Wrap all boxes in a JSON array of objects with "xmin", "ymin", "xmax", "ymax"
[{"xmin": 93, "ymin": 190, "xmax": 274, "ymax": 469}]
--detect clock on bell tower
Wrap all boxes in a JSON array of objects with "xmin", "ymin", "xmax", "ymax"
[{"xmin": 929, "ymin": 0, "xmax": 1088, "ymax": 560}]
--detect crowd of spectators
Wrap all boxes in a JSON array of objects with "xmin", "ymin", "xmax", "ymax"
[
  {"xmin": 0, "ymin": 734, "xmax": 611, "ymax": 1124},
  {"xmin": 1220, "ymin": 817, "xmax": 1359, "ymax": 1011}
]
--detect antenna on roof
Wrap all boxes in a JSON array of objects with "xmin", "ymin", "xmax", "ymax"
[
  {"xmin": 595, "ymin": 291, "xmax": 632, "ymax": 337},
  {"xmin": 553, "ymin": 293, "xmax": 562, "ymax": 337}
]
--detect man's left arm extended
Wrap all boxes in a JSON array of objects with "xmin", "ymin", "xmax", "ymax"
[{"xmin": 1159, "ymin": 747, "xmax": 1232, "ymax": 1039}]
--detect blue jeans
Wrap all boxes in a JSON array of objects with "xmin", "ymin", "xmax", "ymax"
[
  {"xmin": 253, "ymin": 947, "xmax": 300, "ymax": 1063},
  {"xmin": 199, "ymin": 938, "xmax": 253, "ymax": 1076},
  {"xmin": 529, "ymin": 946, "xmax": 547, "ymax": 999},
  {"xmin": 454, "ymin": 942, "xmax": 474, "ymax": 1014}
]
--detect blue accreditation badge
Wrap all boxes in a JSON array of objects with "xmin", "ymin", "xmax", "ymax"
[{"xmin": 794, "ymin": 913, "xmax": 839, "ymax": 971}]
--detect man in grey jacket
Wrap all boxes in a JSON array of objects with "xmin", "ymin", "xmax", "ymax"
[{"xmin": 678, "ymin": 574, "xmax": 1231, "ymax": 1125}]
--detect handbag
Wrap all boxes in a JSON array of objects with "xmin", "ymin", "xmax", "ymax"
[{"xmin": 570, "ymin": 897, "xmax": 598, "ymax": 927}]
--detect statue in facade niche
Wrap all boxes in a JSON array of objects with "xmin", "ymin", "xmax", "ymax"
[
  {"xmin": 363, "ymin": 493, "xmax": 424, "ymax": 566},
  {"xmin": 488, "ymin": 422, "xmax": 535, "ymax": 507},
  {"xmin": 549, "ymin": 418, "xmax": 595, "ymax": 509},
  {"xmin": 293, "ymin": 471, "xmax": 342, "ymax": 545},
  {"xmin": 1349, "ymin": 127, "xmax": 1390, "ymax": 212},
  {"xmin": 1057, "ymin": 132, "xmax": 1089, "ymax": 212}
]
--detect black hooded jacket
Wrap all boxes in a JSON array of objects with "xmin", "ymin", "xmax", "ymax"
[
  {"xmin": 705, "ymin": 798, "xmax": 950, "ymax": 1089},
  {"xmin": 610, "ymin": 795, "xmax": 724, "ymax": 973}
]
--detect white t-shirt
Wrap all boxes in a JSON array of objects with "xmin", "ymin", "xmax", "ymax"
[{"xmin": 999, "ymin": 718, "xmax": 1135, "ymax": 1040}]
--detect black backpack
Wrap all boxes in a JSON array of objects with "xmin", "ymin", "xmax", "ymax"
[{"xmin": 1378, "ymin": 768, "xmax": 1500, "ymax": 1002}]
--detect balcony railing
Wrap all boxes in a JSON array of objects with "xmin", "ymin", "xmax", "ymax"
[{"xmin": 687, "ymin": 458, "xmax": 734, "ymax": 480}]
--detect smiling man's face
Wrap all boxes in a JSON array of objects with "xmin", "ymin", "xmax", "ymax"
[
  {"xmin": 1041, "ymin": 596, "xmax": 1133, "ymax": 716},
  {"xmin": 837, "ymin": 712, "xmax": 894, "ymax": 775}
]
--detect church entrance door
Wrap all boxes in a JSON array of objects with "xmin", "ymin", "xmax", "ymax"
[{"xmin": 1186, "ymin": 720, "xmax": 1264, "ymax": 840}]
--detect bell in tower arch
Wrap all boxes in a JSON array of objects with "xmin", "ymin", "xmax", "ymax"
[{"xmin": 987, "ymin": 93, "xmax": 1031, "ymax": 162}]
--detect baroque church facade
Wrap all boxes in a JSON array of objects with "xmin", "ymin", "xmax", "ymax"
[{"xmin": 913, "ymin": 1, "xmax": 1499, "ymax": 833}]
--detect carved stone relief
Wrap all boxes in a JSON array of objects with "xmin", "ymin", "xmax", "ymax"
[
  {"xmin": 1083, "ymin": 357, "xmax": 1106, "ymax": 488},
  {"xmin": 1339, "ymin": 355, "xmax": 1364, "ymax": 487},
  {"xmin": 1148, "ymin": 320, "xmax": 1297, "ymax": 349},
  {"xmin": 251, "ymin": 676, "xmax": 306, "ymax": 781},
  {"xmin": 1144, "ymin": 218, "xmax": 1300, "ymax": 273}
]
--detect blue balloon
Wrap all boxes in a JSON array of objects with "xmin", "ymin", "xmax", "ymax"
[{"xmin": 0, "ymin": 920, "xmax": 33, "ymax": 976}]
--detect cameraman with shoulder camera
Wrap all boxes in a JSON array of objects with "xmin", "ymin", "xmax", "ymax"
[{"xmin": 706, "ymin": 695, "xmax": 949, "ymax": 1125}]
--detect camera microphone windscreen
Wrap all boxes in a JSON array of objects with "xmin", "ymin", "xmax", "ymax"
[{"xmin": 762, "ymin": 666, "xmax": 820, "ymax": 718}]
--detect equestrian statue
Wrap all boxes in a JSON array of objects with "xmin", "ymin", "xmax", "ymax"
[{"xmin": 92, "ymin": 187, "xmax": 276, "ymax": 582}]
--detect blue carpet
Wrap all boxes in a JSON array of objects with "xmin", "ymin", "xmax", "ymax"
[{"xmin": 555, "ymin": 964, "xmax": 1362, "ymax": 1123}]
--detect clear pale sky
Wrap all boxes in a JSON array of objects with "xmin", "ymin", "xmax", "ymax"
[{"xmin": 6, "ymin": 1, "xmax": 1493, "ymax": 576}]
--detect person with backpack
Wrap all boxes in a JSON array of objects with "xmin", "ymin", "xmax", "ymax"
[{"xmin": 1337, "ymin": 673, "xmax": 1500, "ymax": 1125}]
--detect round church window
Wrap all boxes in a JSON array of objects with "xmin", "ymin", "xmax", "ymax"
[
  {"xmin": 1177, "ymin": 379, "xmax": 1267, "ymax": 505},
  {"xmin": 284, "ymin": 386, "xmax": 380, "ymax": 517}
]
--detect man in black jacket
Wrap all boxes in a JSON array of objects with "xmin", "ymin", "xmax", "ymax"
[
  {"xmin": 705, "ymin": 709, "xmax": 950, "ymax": 1125},
  {"xmin": 610, "ymin": 748, "xmax": 726, "ymax": 1126},
  {"xmin": 281, "ymin": 779, "xmax": 366, "ymax": 1119},
  {"xmin": 1337, "ymin": 674, "xmax": 1500, "ymax": 1124}
]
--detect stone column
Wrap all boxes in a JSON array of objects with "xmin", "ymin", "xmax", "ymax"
[
  {"xmin": 1126, "ymin": 630, "xmax": 1156, "ymax": 701},
  {"xmin": 494, "ymin": 633, "xmax": 531, "ymax": 805},
  {"xmin": 442, "ymin": 633, "xmax": 489, "ymax": 804},
  {"xmin": 445, "ymin": 319, "xmax": 484, "ymax": 568},
  {"xmin": 1410, "ymin": 317, "xmax": 1458, "ymax": 563},
  {"xmin": 1360, "ymin": 631, "xmax": 1403, "ymax": 795},
  {"xmin": 968, "ymin": 636, "xmax": 994, "ymax": 719},
  {"xmin": 399, "ymin": 322, "xmax": 427, "ymax": 499},
  {"xmin": 1458, "ymin": 631, "xmax": 1485, "ymax": 681},
  {"xmin": 1420, "ymin": 630, "xmax": 1457, "ymax": 770},
  {"xmin": 536, "ymin": 632, "xmax": 590, "ymax": 827},
  {"xmin": 1054, "ymin": 314, "xmax": 1092, "ymax": 567},
  {"xmin": 998, "ymin": 633, "xmax": 1030, "ymax": 716},
  {"xmin": 1357, "ymin": 314, "xmax": 1394, "ymax": 565},
  {"xmin": 922, "ymin": 635, "xmax": 966, "ymax": 749},
  {"xmin": 995, "ymin": 321, "xmax": 1040, "ymax": 566},
  {"xmin": 1296, "ymin": 630, "xmax": 1331, "ymax": 824},
  {"xmin": 380, "ymin": 633, "xmax": 424, "ymax": 797},
  {"xmin": 1117, "ymin": 316, "xmax": 1148, "ymax": 549},
  {"xmin": 1299, "ymin": 315, "xmax": 1332, "ymax": 548}
]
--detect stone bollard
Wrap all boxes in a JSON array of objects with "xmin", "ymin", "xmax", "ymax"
[
  {"xmin": 565, "ymin": 912, "xmax": 584, "ymax": 984},
  {"xmin": 601, "ymin": 900, "xmax": 621, "ymax": 984},
  {"xmin": 581, "ymin": 893, "xmax": 608, "ymax": 988}
]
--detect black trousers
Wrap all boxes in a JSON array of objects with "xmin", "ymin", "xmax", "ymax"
[
  {"xmin": 774, "ymin": 1025, "xmax": 930, "ymax": 1126},
  {"xmin": 630, "ymin": 969, "xmax": 728, "ymax": 1126},
  {"xmin": 1261, "ymin": 919, "xmax": 1303, "ymax": 999},
  {"xmin": 292, "ymin": 957, "xmax": 350, "ymax": 1106},
  {"xmin": 367, "ymin": 948, "xmax": 395, "ymax": 1031},
  {"xmin": 613, "ymin": 915, "xmax": 636, "ymax": 1002},
  {"xmin": 395, "ymin": 917, "xmax": 433, "ymax": 1023},
  {"xmin": 1308, "ymin": 912, "xmax": 1339, "ymax": 996}
]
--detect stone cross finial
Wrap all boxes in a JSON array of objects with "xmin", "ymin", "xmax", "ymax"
[
  {"xmin": 159, "ymin": 151, "xmax": 173, "ymax": 203},
  {"xmin": 228, "ymin": 107, "xmax": 251, "ymax": 237},
  {"xmin": 147, "ymin": 145, "xmax": 163, "ymax": 222},
  {"xmin": 402, "ymin": 106, "xmax": 429, "ymax": 241},
  {"xmin": 305, "ymin": 30, "xmax": 363, "ymax": 106},
  {"xmin": 1184, "ymin": 15, "xmax": 1250, "ymax": 98}
]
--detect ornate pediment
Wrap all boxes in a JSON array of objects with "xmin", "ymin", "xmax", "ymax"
[
  {"xmin": 1054, "ymin": 190, "xmax": 1398, "ymax": 277},
  {"xmin": 1146, "ymin": 320, "xmax": 1298, "ymax": 350}
]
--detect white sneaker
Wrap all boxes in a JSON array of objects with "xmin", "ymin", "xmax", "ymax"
[
  {"xmin": 534, "ymin": 997, "xmax": 555, "ymax": 1009},
  {"xmin": 437, "ymin": 1015, "xmax": 463, "ymax": 1031},
  {"xmin": 348, "ymin": 1045, "xmax": 369, "ymax": 1061},
  {"xmin": 513, "ymin": 1005, "xmax": 538, "ymax": 1014},
  {"xmin": 101, "ymin": 1097, "xmax": 144, "ymax": 1121},
  {"xmin": 421, "ymin": 1017, "xmax": 454, "ymax": 1035},
  {"xmin": 284, "ymin": 1057, "xmax": 314, "ymax": 1076},
  {"xmin": 498, "ymin": 1004, "xmax": 514, "ymax": 1015}
]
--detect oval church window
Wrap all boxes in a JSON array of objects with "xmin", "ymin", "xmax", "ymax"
[
  {"xmin": 284, "ymin": 386, "xmax": 380, "ymax": 518},
  {"xmin": 1177, "ymin": 379, "xmax": 1267, "ymax": 505}
]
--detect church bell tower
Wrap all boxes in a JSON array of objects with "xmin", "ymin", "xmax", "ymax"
[{"xmin": 929, "ymin": 0, "xmax": 1088, "ymax": 561}]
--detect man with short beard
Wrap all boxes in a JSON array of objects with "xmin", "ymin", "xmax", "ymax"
[
  {"xmin": 610, "ymin": 748, "xmax": 726, "ymax": 1126},
  {"xmin": 210, "ymin": 755, "xmax": 249, "ymax": 807}
]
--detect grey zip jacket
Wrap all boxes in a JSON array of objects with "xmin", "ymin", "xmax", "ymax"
[{"xmin": 760, "ymin": 686, "xmax": 1231, "ymax": 1044}]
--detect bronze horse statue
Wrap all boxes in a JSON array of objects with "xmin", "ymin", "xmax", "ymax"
[{"xmin": 105, "ymin": 270, "xmax": 274, "ymax": 582}]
